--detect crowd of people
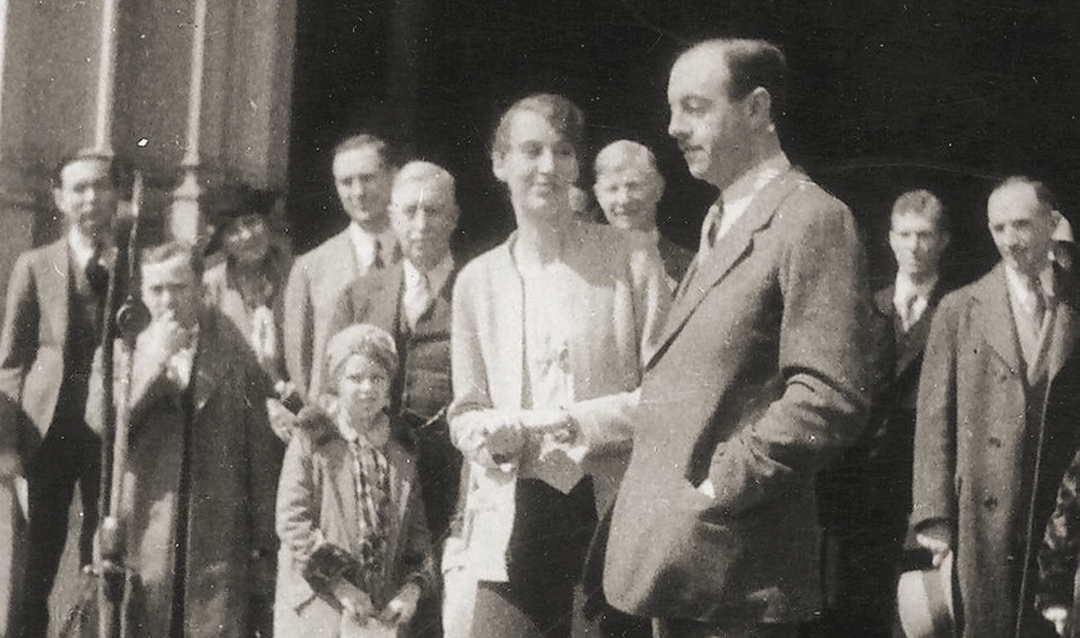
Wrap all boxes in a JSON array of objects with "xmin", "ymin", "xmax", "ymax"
[{"xmin": 3, "ymin": 35, "xmax": 1080, "ymax": 638}]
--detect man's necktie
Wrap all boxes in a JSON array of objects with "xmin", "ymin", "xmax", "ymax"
[
  {"xmin": 372, "ymin": 240, "xmax": 385, "ymax": 270},
  {"xmin": 85, "ymin": 243, "xmax": 109, "ymax": 298},
  {"xmin": 899, "ymin": 294, "xmax": 919, "ymax": 333},
  {"xmin": 1025, "ymin": 275, "xmax": 1046, "ymax": 330},
  {"xmin": 404, "ymin": 272, "xmax": 432, "ymax": 329},
  {"xmin": 698, "ymin": 199, "xmax": 723, "ymax": 256}
]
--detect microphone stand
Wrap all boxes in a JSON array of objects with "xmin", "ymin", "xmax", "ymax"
[{"xmin": 94, "ymin": 172, "xmax": 149, "ymax": 638}]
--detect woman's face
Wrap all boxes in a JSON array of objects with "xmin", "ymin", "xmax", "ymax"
[
  {"xmin": 336, "ymin": 353, "xmax": 391, "ymax": 426},
  {"xmin": 223, "ymin": 214, "xmax": 271, "ymax": 265},
  {"xmin": 493, "ymin": 110, "xmax": 579, "ymax": 222}
]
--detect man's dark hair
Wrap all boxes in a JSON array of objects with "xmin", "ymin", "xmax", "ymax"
[
  {"xmin": 141, "ymin": 240, "xmax": 205, "ymax": 279},
  {"xmin": 51, "ymin": 148, "xmax": 121, "ymax": 189},
  {"xmin": 715, "ymin": 39, "xmax": 788, "ymax": 122},
  {"xmin": 331, "ymin": 133, "xmax": 394, "ymax": 171}
]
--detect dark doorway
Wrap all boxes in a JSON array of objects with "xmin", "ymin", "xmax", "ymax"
[{"xmin": 287, "ymin": 0, "xmax": 1080, "ymax": 288}]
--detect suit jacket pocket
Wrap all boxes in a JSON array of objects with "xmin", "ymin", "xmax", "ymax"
[{"xmin": 605, "ymin": 478, "xmax": 747, "ymax": 619}]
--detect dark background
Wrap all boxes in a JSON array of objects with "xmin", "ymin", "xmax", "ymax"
[{"xmin": 286, "ymin": 0, "xmax": 1080, "ymax": 292}]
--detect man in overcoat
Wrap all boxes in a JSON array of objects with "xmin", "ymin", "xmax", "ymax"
[
  {"xmin": 87, "ymin": 241, "xmax": 283, "ymax": 637},
  {"xmin": 601, "ymin": 38, "xmax": 873, "ymax": 638},
  {"xmin": 912, "ymin": 177, "xmax": 1080, "ymax": 638}
]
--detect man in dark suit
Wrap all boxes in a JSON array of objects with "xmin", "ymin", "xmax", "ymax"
[
  {"xmin": 593, "ymin": 139, "xmax": 694, "ymax": 290},
  {"xmin": 601, "ymin": 39, "xmax": 873, "ymax": 638},
  {"xmin": 284, "ymin": 134, "xmax": 400, "ymax": 398},
  {"xmin": 817, "ymin": 189, "xmax": 951, "ymax": 637},
  {"xmin": 912, "ymin": 177, "xmax": 1080, "ymax": 638},
  {"xmin": 0, "ymin": 150, "xmax": 119, "ymax": 637}
]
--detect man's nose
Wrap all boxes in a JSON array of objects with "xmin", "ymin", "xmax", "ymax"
[
  {"xmin": 537, "ymin": 148, "xmax": 556, "ymax": 172},
  {"xmin": 82, "ymin": 186, "xmax": 100, "ymax": 205},
  {"xmin": 1000, "ymin": 226, "xmax": 1021, "ymax": 246},
  {"xmin": 668, "ymin": 113, "xmax": 686, "ymax": 139},
  {"xmin": 414, "ymin": 208, "xmax": 434, "ymax": 230}
]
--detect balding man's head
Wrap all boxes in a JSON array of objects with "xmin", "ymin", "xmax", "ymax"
[
  {"xmin": 390, "ymin": 161, "xmax": 459, "ymax": 271},
  {"xmin": 593, "ymin": 140, "xmax": 665, "ymax": 232},
  {"xmin": 987, "ymin": 176, "xmax": 1058, "ymax": 277}
]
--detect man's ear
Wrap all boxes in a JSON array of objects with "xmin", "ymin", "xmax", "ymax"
[
  {"xmin": 492, "ymin": 152, "xmax": 507, "ymax": 183},
  {"xmin": 53, "ymin": 188, "xmax": 65, "ymax": 214},
  {"xmin": 745, "ymin": 87, "xmax": 774, "ymax": 131}
]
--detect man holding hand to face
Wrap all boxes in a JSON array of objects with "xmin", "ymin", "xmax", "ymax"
[{"xmin": 87, "ymin": 242, "xmax": 282, "ymax": 637}]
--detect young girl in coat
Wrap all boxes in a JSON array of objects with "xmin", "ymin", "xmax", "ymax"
[{"xmin": 275, "ymin": 323, "xmax": 435, "ymax": 637}]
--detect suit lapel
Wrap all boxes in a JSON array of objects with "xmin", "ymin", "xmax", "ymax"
[
  {"xmin": 192, "ymin": 310, "xmax": 226, "ymax": 415},
  {"xmin": 495, "ymin": 242, "xmax": 525, "ymax": 408},
  {"xmin": 649, "ymin": 170, "xmax": 802, "ymax": 367},
  {"xmin": 334, "ymin": 230, "xmax": 360, "ymax": 279},
  {"xmin": 1047, "ymin": 267, "xmax": 1079, "ymax": 382},
  {"xmin": 894, "ymin": 283, "xmax": 945, "ymax": 376},
  {"xmin": 414, "ymin": 267, "xmax": 455, "ymax": 337},
  {"xmin": 370, "ymin": 265, "xmax": 405, "ymax": 335},
  {"xmin": 324, "ymin": 445, "xmax": 362, "ymax": 553},
  {"xmin": 973, "ymin": 265, "xmax": 1022, "ymax": 374},
  {"xmin": 390, "ymin": 450, "xmax": 412, "ymax": 529},
  {"xmin": 36, "ymin": 240, "xmax": 71, "ymax": 346}
]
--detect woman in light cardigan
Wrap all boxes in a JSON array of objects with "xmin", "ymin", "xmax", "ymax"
[{"xmin": 445, "ymin": 94, "xmax": 671, "ymax": 638}]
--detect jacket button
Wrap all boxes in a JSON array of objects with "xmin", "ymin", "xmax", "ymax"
[
  {"xmin": 984, "ymin": 497, "xmax": 998, "ymax": 511},
  {"xmin": 988, "ymin": 437, "xmax": 1002, "ymax": 448}
]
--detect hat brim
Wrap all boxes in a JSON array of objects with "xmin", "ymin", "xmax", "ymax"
[{"xmin": 897, "ymin": 551, "xmax": 955, "ymax": 638}]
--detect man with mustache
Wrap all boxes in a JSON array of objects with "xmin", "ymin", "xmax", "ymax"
[{"xmin": 601, "ymin": 38, "xmax": 873, "ymax": 638}]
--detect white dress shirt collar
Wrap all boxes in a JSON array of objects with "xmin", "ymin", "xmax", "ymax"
[
  {"xmin": 67, "ymin": 227, "xmax": 115, "ymax": 271},
  {"xmin": 166, "ymin": 326, "xmax": 199, "ymax": 390},
  {"xmin": 1004, "ymin": 262, "xmax": 1055, "ymax": 316},
  {"xmin": 715, "ymin": 152, "xmax": 792, "ymax": 240},
  {"xmin": 403, "ymin": 254, "xmax": 454, "ymax": 298},
  {"xmin": 894, "ymin": 273, "xmax": 938, "ymax": 305},
  {"xmin": 893, "ymin": 273, "xmax": 938, "ymax": 330},
  {"xmin": 347, "ymin": 223, "xmax": 397, "ymax": 273}
]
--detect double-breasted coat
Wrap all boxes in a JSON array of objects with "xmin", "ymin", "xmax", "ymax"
[{"xmin": 912, "ymin": 264, "xmax": 1080, "ymax": 638}]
